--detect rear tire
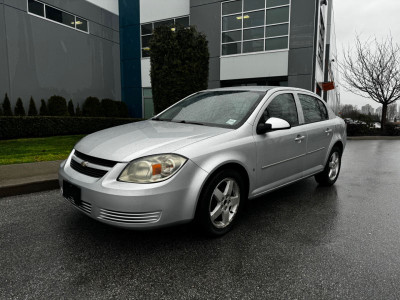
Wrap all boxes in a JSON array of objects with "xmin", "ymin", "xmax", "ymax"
[
  {"xmin": 196, "ymin": 169, "xmax": 245, "ymax": 236},
  {"xmin": 315, "ymin": 146, "xmax": 342, "ymax": 186}
]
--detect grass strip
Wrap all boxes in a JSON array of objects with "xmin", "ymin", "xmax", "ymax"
[{"xmin": 0, "ymin": 135, "xmax": 85, "ymax": 165}]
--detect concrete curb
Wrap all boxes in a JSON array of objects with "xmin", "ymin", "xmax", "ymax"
[
  {"xmin": 0, "ymin": 160, "xmax": 62, "ymax": 198},
  {"xmin": 347, "ymin": 136, "xmax": 400, "ymax": 140},
  {"xmin": 0, "ymin": 179, "xmax": 59, "ymax": 198}
]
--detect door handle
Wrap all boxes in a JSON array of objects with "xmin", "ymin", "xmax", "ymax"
[
  {"xmin": 325, "ymin": 128, "xmax": 333, "ymax": 135},
  {"xmin": 294, "ymin": 135, "xmax": 305, "ymax": 142}
]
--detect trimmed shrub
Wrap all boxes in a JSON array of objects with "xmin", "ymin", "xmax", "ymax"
[
  {"xmin": 0, "ymin": 106, "xmax": 3, "ymax": 116},
  {"xmin": 117, "ymin": 101, "xmax": 130, "ymax": 118},
  {"xmin": 2, "ymin": 93, "xmax": 12, "ymax": 116},
  {"xmin": 150, "ymin": 25, "xmax": 209, "ymax": 113},
  {"xmin": 68, "ymin": 99, "xmax": 75, "ymax": 116},
  {"xmin": 28, "ymin": 97, "xmax": 38, "ymax": 116},
  {"xmin": 14, "ymin": 98, "xmax": 26, "ymax": 116},
  {"xmin": 101, "ymin": 99, "xmax": 119, "ymax": 117},
  {"xmin": 0, "ymin": 116, "xmax": 142, "ymax": 139},
  {"xmin": 384, "ymin": 124, "xmax": 400, "ymax": 136},
  {"xmin": 39, "ymin": 99, "xmax": 48, "ymax": 116},
  {"xmin": 83, "ymin": 97, "xmax": 102, "ymax": 117},
  {"xmin": 48, "ymin": 95, "xmax": 68, "ymax": 116},
  {"xmin": 76, "ymin": 103, "xmax": 82, "ymax": 116}
]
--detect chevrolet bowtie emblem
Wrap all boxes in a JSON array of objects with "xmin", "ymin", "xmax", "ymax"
[{"xmin": 81, "ymin": 161, "xmax": 89, "ymax": 167}]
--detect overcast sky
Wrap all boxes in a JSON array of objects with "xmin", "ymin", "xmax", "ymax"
[{"xmin": 334, "ymin": 0, "xmax": 400, "ymax": 109}]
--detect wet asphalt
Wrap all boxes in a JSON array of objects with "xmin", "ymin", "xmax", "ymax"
[{"xmin": 1, "ymin": 140, "xmax": 400, "ymax": 300}]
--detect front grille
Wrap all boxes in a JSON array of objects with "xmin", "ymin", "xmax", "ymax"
[
  {"xmin": 98, "ymin": 208, "xmax": 162, "ymax": 224},
  {"xmin": 74, "ymin": 150, "xmax": 117, "ymax": 168},
  {"xmin": 64, "ymin": 197, "xmax": 92, "ymax": 214},
  {"xmin": 70, "ymin": 159, "xmax": 108, "ymax": 178}
]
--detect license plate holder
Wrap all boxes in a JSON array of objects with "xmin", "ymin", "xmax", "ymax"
[{"xmin": 63, "ymin": 180, "xmax": 82, "ymax": 206}]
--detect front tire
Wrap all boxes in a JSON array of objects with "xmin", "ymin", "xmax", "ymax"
[
  {"xmin": 315, "ymin": 146, "xmax": 342, "ymax": 186},
  {"xmin": 196, "ymin": 169, "xmax": 245, "ymax": 236}
]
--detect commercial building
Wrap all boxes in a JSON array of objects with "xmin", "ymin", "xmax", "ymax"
[
  {"xmin": 0, "ymin": 0, "xmax": 120, "ymax": 111},
  {"xmin": 1, "ymin": 0, "xmax": 340, "ymax": 119},
  {"xmin": 119, "ymin": 0, "xmax": 341, "ymax": 118}
]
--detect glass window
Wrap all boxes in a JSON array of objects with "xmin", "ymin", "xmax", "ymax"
[
  {"xmin": 221, "ymin": 0, "xmax": 289, "ymax": 56},
  {"xmin": 243, "ymin": 39, "xmax": 264, "ymax": 53},
  {"xmin": 175, "ymin": 16, "xmax": 189, "ymax": 27},
  {"xmin": 222, "ymin": 43, "xmax": 241, "ymax": 55},
  {"xmin": 243, "ymin": 27, "xmax": 264, "ymax": 40},
  {"xmin": 266, "ymin": 6, "xmax": 289, "ymax": 24},
  {"xmin": 243, "ymin": 10, "xmax": 265, "ymax": 28},
  {"xmin": 157, "ymin": 90, "xmax": 265, "ymax": 128},
  {"xmin": 143, "ymin": 88, "xmax": 154, "ymax": 119},
  {"xmin": 317, "ymin": 99, "xmax": 329, "ymax": 120},
  {"xmin": 142, "ymin": 35, "xmax": 152, "ymax": 48},
  {"xmin": 222, "ymin": 0, "xmax": 243, "ymax": 15},
  {"xmin": 265, "ymin": 23, "xmax": 288, "ymax": 37},
  {"xmin": 45, "ymin": 6, "xmax": 75, "ymax": 27},
  {"xmin": 265, "ymin": 36, "xmax": 288, "ymax": 50},
  {"xmin": 154, "ymin": 20, "xmax": 173, "ymax": 29},
  {"xmin": 28, "ymin": 0, "xmax": 44, "ymax": 17},
  {"xmin": 222, "ymin": 30, "xmax": 242, "ymax": 43},
  {"xmin": 140, "ymin": 16, "xmax": 190, "ymax": 58},
  {"xmin": 244, "ymin": 0, "xmax": 265, "ymax": 11},
  {"xmin": 142, "ymin": 49, "xmax": 150, "ymax": 58},
  {"xmin": 264, "ymin": 93, "xmax": 298, "ymax": 126},
  {"xmin": 141, "ymin": 23, "xmax": 152, "ymax": 35},
  {"xmin": 298, "ymin": 94, "xmax": 327, "ymax": 123},
  {"xmin": 222, "ymin": 14, "xmax": 242, "ymax": 31},
  {"xmin": 266, "ymin": 0, "xmax": 289, "ymax": 8},
  {"xmin": 75, "ymin": 17, "xmax": 88, "ymax": 32},
  {"xmin": 28, "ymin": 2, "xmax": 89, "ymax": 33}
]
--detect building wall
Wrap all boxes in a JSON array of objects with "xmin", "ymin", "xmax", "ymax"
[
  {"xmin": 287, "ymin": 0, "xmax": 317, "ymax": 91},
  {"xmin": 119, "ymin": 0, "xmax": 339, "ymax": 118},
  {"xmin": 190, "ymin": 0, "xmax": 221, "ymax": 89},
  {"xmin": 0, "ymin": 0, "xmax": 121, "ymax": 109}
]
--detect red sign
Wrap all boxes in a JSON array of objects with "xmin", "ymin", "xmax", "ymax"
[{"xmin": 321, "ymin": 82, "xmax": 335, "ymax": 91}]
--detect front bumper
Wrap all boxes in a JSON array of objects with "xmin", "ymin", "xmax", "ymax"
[{"xmin": 58, "ymin": 153, "xmax": 208, "ymax": 229}]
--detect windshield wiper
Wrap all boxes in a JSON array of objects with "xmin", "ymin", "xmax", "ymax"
[{"xmin": 176, "ymin": 120, "xmax": 205, "ymax": 126}]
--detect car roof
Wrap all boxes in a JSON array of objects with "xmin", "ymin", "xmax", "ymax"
[{"xmin": 206, "ymin": 86, "xmax": 311, "ymax": 93}]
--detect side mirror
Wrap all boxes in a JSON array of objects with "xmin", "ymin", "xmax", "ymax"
[
  {"xmin": 256, "ymin": 122, "xmax": 272, "ymax": 134},
  {"xmin": 257, "ymin": 117, "xmax": 291, "ymax": 134}
]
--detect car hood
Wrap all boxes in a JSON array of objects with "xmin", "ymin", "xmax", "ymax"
[{"xmin": 75, "ymin": 120, "xmax": 231, "ymax": 162}]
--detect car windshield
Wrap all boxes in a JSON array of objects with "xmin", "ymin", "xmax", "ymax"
[{"xmin": 154, "ymin": 90, "xmax": 265, "ymax": 128}]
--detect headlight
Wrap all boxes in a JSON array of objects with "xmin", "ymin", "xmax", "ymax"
[{"xmin": 118, "ymin": 154, "xmax": 187, "ymax": 183}]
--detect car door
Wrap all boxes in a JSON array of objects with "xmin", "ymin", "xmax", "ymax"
[
  {"xmin": 253, "ymin": 92, "xmax": 307, "ymax": 195},
  {"xmin": 296, "ymin": 93, "xmax": 335, "ymax": 176}
]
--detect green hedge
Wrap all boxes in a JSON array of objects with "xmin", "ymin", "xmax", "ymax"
[
  {"xmin": 0, "ymin": 116, "xmax": 142, "ymax": 140},
  {"xmin": 346, "ymin": 124, "xmax": 400, "ymax": 136}
]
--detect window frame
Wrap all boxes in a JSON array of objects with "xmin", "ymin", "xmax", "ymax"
[
  {"xmin": 297, "ymin": 93, "xmax": 329, "ymax": 124},
  {"xmin": 221, "ymin": 0, "xmax": 291, "ymax": 57},
  {"xmin": 262, "ymin": 92, "xmax": 299, "ymax": 127},
  {"xmin": 140, "ymin": 16, "xmax": 190, "ymax": 59},
  {"xmin": 26, "ymin": 0, "xmax": 89, "ymax": 34}
]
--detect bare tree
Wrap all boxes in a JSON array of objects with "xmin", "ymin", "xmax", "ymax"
[{"xmin": 340, "ymin": 36, "xmax": 400, "ymax": 130}]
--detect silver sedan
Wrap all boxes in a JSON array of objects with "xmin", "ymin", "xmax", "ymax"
[{"xmin": 59, "ymin": 87, "xmax": 346, "ymax": 236}]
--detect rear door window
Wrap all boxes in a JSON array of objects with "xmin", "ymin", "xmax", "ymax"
[{"xmin": 298, "ymin": 94, "xmax": 328, "ymax": 123}]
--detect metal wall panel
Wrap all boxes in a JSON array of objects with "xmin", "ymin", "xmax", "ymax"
[
  {"xmin": 190, "ymin": 0, "xmax": 221, "ymax": 88},
  {"xmin": 2, "ymin": 2, "xmax": 120, "ymax": 108}
]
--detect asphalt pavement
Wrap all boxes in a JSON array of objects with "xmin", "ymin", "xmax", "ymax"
[{"xmin": 1, "ymin": 140, "xmax": 400, "ymax": 299}]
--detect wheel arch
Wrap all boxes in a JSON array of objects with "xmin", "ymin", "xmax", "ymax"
[{"xmin": 193, "ymin": 162, "xmax": 250, "ymax": 219}]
